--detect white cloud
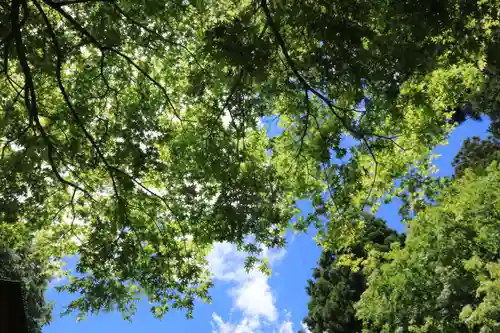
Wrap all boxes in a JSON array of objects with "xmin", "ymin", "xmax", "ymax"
[
  {"xmin": 278, "ymin": 320, "xmax": 293, "ymax": 333},
  {"xmin": 206, "ymin": 242, "xmax": 286, "ymax": 282},
  {"xmin": 206, "ymin": 242, "xmax": 247, "ymax": 282},
  {"xmin": 300, "ymin": 322, "xmax": 312, "ymax": 333},
  {"xmin": 232, "ymin": 272, "xmax": 277, "ymax": 322},
  {"xmin": 207, "ymin": 242, "xmax": 288, "ymax": 333},
  {"xmin": 211, "ymin": 313, "xmax": 296, "ymax": 333},
  {"xmin": 211, "ymin": 313, "xmax": 261, "ymax": 333}
]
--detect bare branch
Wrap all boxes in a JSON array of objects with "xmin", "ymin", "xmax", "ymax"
[
  {"xmin": 6, "ymin": 82, "xmax": 26, "ymax": 109},
  {"xmin": 93, "ymin": 50, "xmax": 111, "ymax": 98},
  {"xmin": 4, "ymin": 38, "xmax": 25, "ymax": 93},
  {"xmin": 50, "ymin": 187, "xmax": 76, "ymax": 223},
  {"xmin": 210, "ymin": 69, "xmax": 244, "ymax": 133},
  {"xmin": 363, "ymin": 160, "xmax": 378, "ymax": 207},
  {"xmin": 373, "ymin": 134, "xmax": 408, "ymax": 151}
]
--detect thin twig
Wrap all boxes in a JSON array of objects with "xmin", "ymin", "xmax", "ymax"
[
  {"xmin": 261, "ymin": 0, "xmax": 352, "ymax": 130},
  {"xmin": 261, "ymin": 0, "xmax": 380, "ymax": 168},
  {"xmin": 1, "ymin": 126, "xmax": 29, "ymax": 159}
]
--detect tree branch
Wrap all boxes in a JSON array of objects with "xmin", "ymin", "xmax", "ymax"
[
  {"xmin": 43, "ymin": 0, "xmax": 105, "ymax": 6},
  {"xmin": 260, "ymin": 0, "xmax": 353, "ymax": 130},
  {"xmin": 38, "ymin": 0, "xmax": 183, "ymax": 225},
  {"xmin": 296, "ymin": 88, "xmax": 310, "ymax": 161},
  {"xmin": 45, "ymin": 2, "xmax": 182, "ymax": 121},
  {"xmin": 12, "ymin": 0, "xmax": 87, "ymax": 195},
  {"xmin": 111, "ymin": 2, "xmax": 207, "ymax": 74},
  {"xmin": 35, "ymin": 0, "xmax": 120, "ymax": 199},
  {"xmin": 11, "ymin": 0, "xmax": 35, "ymax": 124},
  {"xmin": 1, "ymin": 125, "xmax": 29, "ymax": 159},
  {"xmin": 261, "ymin": 0, "xmax": 379, "ymax": 165}
]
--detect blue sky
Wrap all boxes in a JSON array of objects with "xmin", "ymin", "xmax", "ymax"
[{"xmin": 44, "ymin": 118, "xmax": 490, "ymax": 333}]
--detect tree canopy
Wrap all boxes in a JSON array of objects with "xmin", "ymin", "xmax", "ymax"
[
  {"xmin": 300, "ymin": 214, "xmax": 404, "ymax": 333},
  {"xmin": 1, "ymin": 0, "xmax": 500, "ymax": 323},
  {"xmin": 356, "ymin": 162, "xmax": 500, "ymax": 332},
  {"xmin": 304, "ymin": 117, "xmax": 500, "ymax": 333},
  {"xmin": 453, "ymin": 135, "xmax": 500, "ymax": 177},
  {"xmin": 301, "ymin": 124, "xmax": 500, "ymax": 332}
]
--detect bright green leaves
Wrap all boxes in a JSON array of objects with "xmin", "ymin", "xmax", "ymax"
[
  {"xmin": 356, "ymin": 163, "xmax": 500, "ymax": 332},
  {"xmin": 2, "ymin": 0, "xmax": 292, "ymax": 321},
  {"xmin": 301, "ymin": 214, "xmax": 404, "ymax": 333},
  {"xmin": 3, "ymin": 0, "xmax": 500, "ymax": 324},
  {"xmin": 460, "ymin": 259, "xmax": 500, "ymax": 332},
  {"xmin": 259, "ymin": 0, "xmax": 498, "ymax": 251}
]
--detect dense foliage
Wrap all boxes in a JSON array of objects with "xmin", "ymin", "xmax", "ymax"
[
  {"xmin": 453, "ymin": 135, "xmax": 500, "ymax": 177},
  {"xmin": 300, "ymin": 215, "xmax": 404, "ymax": 333},
  {"xmin": 301, "ymin": 135, "xmax": 500, "ymax": 332},
  {"xmin": 357, "ymin": 162, "xmax": 500, "ymax": 332},
  {"xmin": 0, "ymin": 249, "xmax": 54, "ymax": 333},
  {"xmin": 1, "ymin": 0, "xmax": 499, "ymax": 324},
  {"xmin": 2, "ymin": 0, "xmax": 294, "ymax": 319}
]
